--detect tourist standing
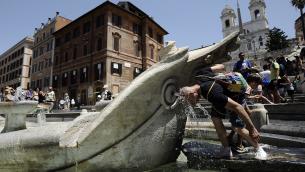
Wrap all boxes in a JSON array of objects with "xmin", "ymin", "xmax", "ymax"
[
  {"xmin": 38, "ymin": 89, "xmax": 45, "ymax": 104},
  {"xmin": 45, "ymin": 87, "xmax": 56, "ymax": 111},
  {"xmin": 33, "ymin": 88, "xmax": 39, "ymax": 101},
  {"xmin": 233, "ymin": 52, "xmax": 252, "ymax": 78},
  {"xmin": 64, "ymin": 93, "xmax": 70, "ymax": 110},
  {"xmin": 26, "ymin": 89, "xmax": 33, "ymax": 100},
  {"xmin": 266, "ymin": 57, "xmax": 282, "ymax": 103}
]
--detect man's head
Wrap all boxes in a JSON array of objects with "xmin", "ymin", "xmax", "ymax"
[
  {"xmin": 180, "ymin": 84, "xmax": 201, "ymax": 105},
  {"xmin": 48, "ymin": 86, "xmax": 53, "ymax": 91},
  {"xmin": 238, "ymin": 52, "xmax": 245, "ymax": 61},
  {"xmin": 246, "ymin": 74, "xmax": 262, "ymax": 89},
  {"xmin": 263, "ymin": 64, "xmax": 269, "ymax": 71}
]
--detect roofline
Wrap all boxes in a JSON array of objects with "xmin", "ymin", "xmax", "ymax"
[
  {"xmin": 117, "ymin": 1, "xmax": 168, "ymax": 34},
  {"xmin": 0, "ymin": 37, "xmax": 34, "ymax": 58},
  {"xmin": 295, "ymin": 13, "xmax": 305, "ymax": 23},
  {"xmin": 34, "ymin": 15, "xmax": 72, "ymax": 36},
  {"xmin": 53, "ymin": 1, "xmax": 168, "ymax": 35}
]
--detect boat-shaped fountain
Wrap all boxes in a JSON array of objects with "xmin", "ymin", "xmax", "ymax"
[{"xmin": 0, "ymin": 32, "xmax": 240, "ymax": 171}]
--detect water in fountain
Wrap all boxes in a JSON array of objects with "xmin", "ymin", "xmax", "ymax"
[
  {"xmin": 176, "ymin": 95, "xmax": 211, "ymax": 139},
  {"xmin": 14, "ymin": 86, "xmax": 26, "ymax": 101}
]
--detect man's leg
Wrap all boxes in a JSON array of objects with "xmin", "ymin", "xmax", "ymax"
[
  {"xmin": 211, "ymin": 117, "xmax": 232, "ymax": 159},
  {"xmin": 211, "ymin": 117, "xmax": 229, "ymax": 147}
]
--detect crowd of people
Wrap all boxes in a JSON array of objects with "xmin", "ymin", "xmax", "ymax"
[
  {"xmin": 180, "ymin": 50, "xmax": 305, "ymax": 160},
  {"xmin": 233, "ymin": 51, "xmax": 305, "ymax": 104}
]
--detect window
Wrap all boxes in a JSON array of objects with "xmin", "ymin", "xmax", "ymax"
[
  {"xmin": 259, "ymin": 36, "xmax": 264, "ymax": 47},
  {"xmin": 73, "ymin": 27, "xmax": 80, "ymax": 38},
  {"xmin": 65, "ymin": 32, "xmax": 71, "ymax": 42},
  {"xmin": 44, "ymin": 77, "xmax": 49, "ymax": 87},
  {"xmin": 55, "ymin": 56, "xmax": 59, "ymax": 66},
  {"xmin": 112, "ymin": 14, "xmax": 122, "ymax": 27},
  {"xmin": 113, "ymin": 36, "xmax": 120, "ymax": 51},
  {"xmin": 73, "ymin": 46, "xmax": 78, "ymax": 59},
  {"xmin": 254, "ymin": 10, "xmax": 260, "ymax": 19},
  {"xmin": 45, "ymin": 60, "xmax": 48, "ymax": 68},
  {"xmin": 83, "ymin": 22, "xmax": 91, "ymax": 34},
  {"xmin": 111, "ymin": 62, "xmax": 122, "ymax": 75},
  {"xmin": 39, "ymin": 46, "xmax": 44, "ymax": 55},
  {"xmin": 94, "ymin": 63, "xmax": 103, "ymax": 81},
  {"xmin": 157, "ymin": 34, "xmax": 163, "ymax": 44},
  {"xmin": 148, "ymin": 27, "xmax": 153, "ymax": 37},
  {"xmin": 70, "ymin": 70, "xmax": 78, "ymax": 84},
  {"xmin": 50, "ymin": 28, "xmax": 54, "ymax": 34},
  {"xmin": 225, "ymin": 20, "xmax": 230, "ymax": 28},
  {"xmin": 134, "ymin": 41, "xmax": 140, "ymax": 57},
  {"xmin": 55, "ymin": 38, "xmax": 61, "ymax": 47},
  {"xmin": 83, "ymin": 45, "xmax": 89, "ymax": 56},
  {"xmin": 80, "ymin": 67, "xmax": 88, "ymax": 83},
  {"xmin": 53, "ymin": 75, "xmax": 58, "ymax": 88},
  {"xmin": 49, "ymin": 58, "xmax": 52, "ymax": 67},
  {"xmin": 62, "ymin": 72, "xmax": 68, "ymax": 86},
  {"xmin": 64, "ymin": 52, "xmax": 69, "ymax": 62},
  {"xmin": 97, "ymin": 38, "xmax": 103, "ymax": 51},
  {"xmin": 150, "ymin": 45, "xmax": 154, "ymax": 59},
  {"xmin": 96, "ymin": 15, "xmax": 104, "ymax": 28},
  {"xmin": 46, "ymin": 43, "xmax": 50, "ymax": 52},
  {"xmin": 133, "ymin": 23, "xmax": 139, "ymax": 34},
  {"xmin": 134, "ymin": 67, "xmax": 142, "ymax": 78}
]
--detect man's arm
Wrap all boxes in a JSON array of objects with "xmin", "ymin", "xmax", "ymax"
[
  {"xmin": 225, "ymin": 97, "xmax": 260, "ymax": 141},
  {"xmin": 210, "ymin": 64, "xmax": 225, "ymax": 73}
]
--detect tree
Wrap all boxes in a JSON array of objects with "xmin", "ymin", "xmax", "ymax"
[
  {"xmin": 291, "ymin": 0, "xmax": 305, "ymax": 42},
  {"xmin": 265, "ymin": 27, "xmax": 289, "ymax": 52}
]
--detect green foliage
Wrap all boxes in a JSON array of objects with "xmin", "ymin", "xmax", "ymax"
[
  {"xmin": 265, "ymin": 27, "xmax": 289, "ymax": 52},
  {"xmin": 291, "ymin": 0, "xmax": 305, "ymax": 9}
]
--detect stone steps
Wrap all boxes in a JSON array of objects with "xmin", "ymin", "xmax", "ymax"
[
  {"xmin": 185, "ymin": 120, "xmax": 305, "ymax": 148},
  {"xmin": 184, "ymin": 127, "xmax": 305, "ymax": 148}
]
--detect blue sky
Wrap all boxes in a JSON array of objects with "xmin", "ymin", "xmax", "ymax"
[{"xmin": 0, "ymin": 0, "xmax": 300, "ymax": 54}]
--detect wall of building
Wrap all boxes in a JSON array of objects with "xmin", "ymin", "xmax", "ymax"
[
  {"xmin": 52, "ymin": 1, "xmax": 167, "ymax": 105},
  {"xmin": 0, "ymin": 37, "xmax": 33, "ymax": 90},
  {"xmin": 31, "ymin": 16, "xmax": 71, "ymax": 91}
]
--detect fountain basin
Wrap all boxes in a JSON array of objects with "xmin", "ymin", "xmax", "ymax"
[
  {"xmin": 0, "ymin": 101, "xmax": 38, "ymax": 133},
  {"xmin": 182, "ymin": 141, "xmax": 305, "ymax": 172}
]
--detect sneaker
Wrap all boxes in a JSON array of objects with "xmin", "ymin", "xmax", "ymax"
[
  {"xmin": 254, "ymin": 147, "xmax": 267, "ymax": 160},
  {"xmin": 216, "ymin": 147, "xmax": 233, "ymax": 159}
]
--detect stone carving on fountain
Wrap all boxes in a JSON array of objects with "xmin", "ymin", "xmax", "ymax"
[{"xmin": 3, "ymin": 86, "xmax": 15, "ymax": 102}]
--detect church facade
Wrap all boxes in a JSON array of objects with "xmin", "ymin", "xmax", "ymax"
[{"xmin": 220, "ymin": 0, "xmax": 269, "ymax": 70}]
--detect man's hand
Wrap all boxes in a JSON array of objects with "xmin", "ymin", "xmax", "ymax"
[{"xmin": 249, "ymin": 127, "xmax": 260, "ymax": 142}]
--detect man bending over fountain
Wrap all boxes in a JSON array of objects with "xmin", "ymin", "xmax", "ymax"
[{"xmin": 180, "ymin": 64, "xmax": 267, "ymax": 160}]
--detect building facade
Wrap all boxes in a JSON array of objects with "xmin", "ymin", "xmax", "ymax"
[
  {"xmin": 31, "ymin": 14, "xmax": 71, "ymax": 91},
  {"xmin": 0, "ymin": 37, "xmax": 33, "ymax": 90},
  {"xmin": 295, "ymin": 14, "xmax": 305, "ymax": 45},
  {"xmin": 53, "ymin": 1, "xmax": 167, "ymax": 105},
  {"xmin": 221, "ymin": 0, "xmax": 269, "ymax": 70}
]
